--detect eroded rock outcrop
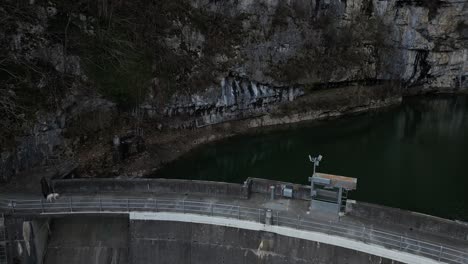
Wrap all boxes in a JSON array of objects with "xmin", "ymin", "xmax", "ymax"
[{"xmin": 143, "ymin": 77, "xmax": 304, "ymax": 128}]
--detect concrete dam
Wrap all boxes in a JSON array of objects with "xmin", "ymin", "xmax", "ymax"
[
  {"xmin": 1, "ymin": 178, "xmax": 468, "ymax": 264},
  {"xmin": 1, "ymin": 0, "xmax": 467, "ymax": 263}
]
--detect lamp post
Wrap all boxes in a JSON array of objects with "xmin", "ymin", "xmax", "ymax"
[
  {"xmin": 308, "ymin": 154, "xmax": 323, "ymax": 210},
  {"xmin": 309, "ymin": 154, "xmax": 323, "ymax": 177}
]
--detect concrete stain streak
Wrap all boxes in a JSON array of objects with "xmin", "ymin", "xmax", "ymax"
[
  {"xmin": 22, "ymin": 221, "xmax": 31, "ymax": 256},
  {"xmin": 17, "ymin": 241, "xmax": 23, "ymax": 256},
  {"xmin": 131, "ymin": 237, "xmax": 314, "ymax": 263}
]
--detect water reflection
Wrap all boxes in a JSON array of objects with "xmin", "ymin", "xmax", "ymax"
[{"xmin": 154, "ymin": 95, "xmax": 468, "ymax": 220}]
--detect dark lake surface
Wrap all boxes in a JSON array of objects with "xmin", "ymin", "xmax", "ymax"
[{"xmin": 154, "ymin": 95, "xmax": 468, "ymax": 221}]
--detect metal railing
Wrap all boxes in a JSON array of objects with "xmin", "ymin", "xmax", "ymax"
[{"xmin": 0, "ymin": 197, "xmax": 466, "ymax": 264}]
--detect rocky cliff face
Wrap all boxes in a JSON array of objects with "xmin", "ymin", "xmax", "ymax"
[
  {"xmin": 143, "ymin": 77, "xmax": 304, "ymax": 128},
  {"xmin": 142, "ymin": 0, "xmax": 467, "ymax": 127},
  {"xmin": 0, "ymin": 94, "xmax": 115, "ymax": 181},
  {"xmin": 0, "ymin": 0, "xmax": 466, "ymax": 180}
]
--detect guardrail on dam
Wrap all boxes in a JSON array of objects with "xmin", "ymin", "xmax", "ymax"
[{"xmin": 0, "ymin": 197, "xmax": 467, "ymax": 264}]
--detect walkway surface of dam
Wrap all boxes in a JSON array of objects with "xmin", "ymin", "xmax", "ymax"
[{"xmin": 1, "ymin": 185, "xmax": 468, "ymax": 264}]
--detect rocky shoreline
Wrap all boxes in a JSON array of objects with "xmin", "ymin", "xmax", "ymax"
[
  {"xmin": 96, "ymin": 87, "xmax": 468, "ymax": 179},
  {"xmin": 0, "ymin": 88, "xmax": 465, "ymax": 194}
]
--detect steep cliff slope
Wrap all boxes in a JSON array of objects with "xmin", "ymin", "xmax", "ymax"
[
  {"xmin": 0, "ymin": 0, "xmax": 466, "ymax": 181},
  {"xmin": 145, "ymin": 0, "xmax": 467, "ymax": 127}
]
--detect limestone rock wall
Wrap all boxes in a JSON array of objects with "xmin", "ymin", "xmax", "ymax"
[
  {"xmin": 143, "ymin": 77, "xmax": 304, "ymax": 128},
  {"xmin": 143, "ymin": 0, "xmax": 467, "ymax": 127}
]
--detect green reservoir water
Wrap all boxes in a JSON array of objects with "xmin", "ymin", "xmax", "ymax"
[{"xmin": 154, "ymin": 95, "xmax": 468, "ymax": 221}]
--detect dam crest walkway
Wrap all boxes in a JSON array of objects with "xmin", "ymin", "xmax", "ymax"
[{"xmin": 0, "ymin": 195, "xmax": 467, "ymax": 264}]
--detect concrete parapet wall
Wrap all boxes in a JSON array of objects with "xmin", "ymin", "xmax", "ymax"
[
  {"xmin": 347, "ymin": 201, "xmax": 468, "ymax": 241},
  {"xmin": 52, "ymin": 177, "xmax": 468, "ymax": 244},
  {"xmin": 247, "ymin": 177, "xmax": 311, "ymax": 200},
  {"xmin": 130, "ymin": 219, "xmax": 401, "ymax": 264},
  {"xmin": 53, "ymin": 178, "xmax": 247, "ymax": 199},
  {"xmin": 53, "ymin": 177, "xmax": 312, "ymax": 200}
]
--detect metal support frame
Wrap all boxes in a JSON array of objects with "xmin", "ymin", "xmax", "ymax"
[
  {"xmin": 308, "ymin": 155, "xmax": 356, "ymax": 215},
  {"xmin": 336, "ymin": 187, "xmax": 343, "ymax": 214},
  {"xmin": 308, "ymin": 155, "xmax": 322, "ymax": 211}
]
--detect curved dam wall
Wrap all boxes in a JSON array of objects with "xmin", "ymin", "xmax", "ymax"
[
  {"xmin": 37, "ymin": 215, "xmax": 400, "ymax": 264},
  {"xmin": 346, "ymin": 202, "xmax": 468, "ymax": 242},
  {"xmin": 130, "ymin": 219, "xmax": 400, "ymax": 264},
  {"xmin": 52, "ymin": 177, "xmax": 468, "ymax": 242}
]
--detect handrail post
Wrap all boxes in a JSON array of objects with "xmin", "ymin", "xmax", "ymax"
[
  {"xmin": 11, "ymin": 200, "xmax": 15, "ymax": 213},
  {"xmin": 258, "ymin": 209, "xmax": 261, "ymax": 223},
  {"xmin": 69, "ymin": 197, "xmax": 73, "ymax": 212},
  {"xmin": 99, "ymin": 197, "xmax": 102, "ymax": 212},
  {"xmin": 154, "ymin": 199, "xmax": 158, "ymax": 212},
  {"xmin": 276, "ymin": 211, "xmax": 279, "ymax": 226},
  {"xmin": 438, "ymin": 245, "xmax": 443, "ymax": 261},
  {"xmin": 237, "ymin": 206, "xmax": 240, "ymax": 219},
  {"xmin": 210, "ymin": 203, "xmax": 213, "ymax": 216},
  {"xmin": 399, "ymin": 236, "xmax": 403, "ymax": 250}
]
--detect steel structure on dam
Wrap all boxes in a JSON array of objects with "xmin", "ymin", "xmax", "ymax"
[{"xmin": 0, "ymin": 196, "xmax": 467, "ymax": 264}]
